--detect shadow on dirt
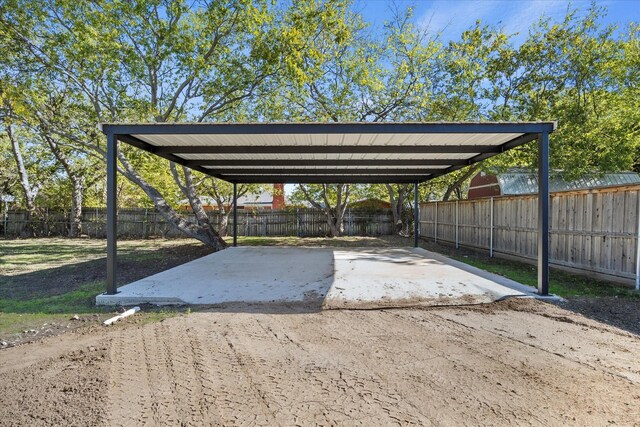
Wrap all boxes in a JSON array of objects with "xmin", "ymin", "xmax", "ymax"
[{"xmin": 0, "ymin": 243, "xmax": 213, "ymax": 308}]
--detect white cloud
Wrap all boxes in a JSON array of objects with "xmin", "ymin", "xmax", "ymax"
[{"xmin": 418, "ymin": 0, "xmax": 592, "ymax": 45}]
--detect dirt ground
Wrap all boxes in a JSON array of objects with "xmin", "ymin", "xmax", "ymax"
[{"xmin": 1, "ymin": 298, "xmax": 639, "ymax": 426}]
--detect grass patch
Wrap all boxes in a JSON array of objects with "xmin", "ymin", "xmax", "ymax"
[
  {"xmin": 0, "ymin": 280, "xmax": 109, "ymax": 314},
  {"xmin": 0, "ymin": 312, "xmax": 76, "ymax": 336},
  {"xmin": 0, "ymin": 238, "xmax": 209, "ymax": 338},
  {"xmin": 447, "ymin": 252, "xmax": 639, "ymax": 299}
]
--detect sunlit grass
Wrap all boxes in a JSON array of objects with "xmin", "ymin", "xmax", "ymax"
[{"xmin": 447, "ymin": 252, "xmax": 639, "ymax": 299}]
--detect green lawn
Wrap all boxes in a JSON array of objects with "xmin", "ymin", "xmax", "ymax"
[
  {"xmin": 451, "ymin": 256, "xmax": 639, "ymax": 298},
  {"xmin": 418, "ymin": 241, "xmax": 639, "ymax": 299},
  {"xmin": 0, "ymin": 238, "xmax": 210, "ymax": 338}
]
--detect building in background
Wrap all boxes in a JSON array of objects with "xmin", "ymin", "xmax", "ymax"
[
  {"xmin": 467, "ymin": 170, "xmax": 640, "ymax": 199},
  {"xmin": 238, "ymin": 183, "xmax": 287, "ymax": 210},
  {"xmin": 181, "ymin": 184, "xmax": 287, "ymax": 210}
]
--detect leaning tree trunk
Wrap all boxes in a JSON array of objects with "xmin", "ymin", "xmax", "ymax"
[
  {"xmin": 119, "ymin": 152, "xmax": 227, "ymax": 250},
  {"xmin": 7, "ymin": 123, "xmax": 39, "ymax": 236},
  {"xmin": 442, "ymin": 165, "xmax": 479, "ymax": 201}
]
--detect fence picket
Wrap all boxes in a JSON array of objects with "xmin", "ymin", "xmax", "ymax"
[{"xmin": 419, "ymin": 184, "xmax": 639, "ymax": 285}]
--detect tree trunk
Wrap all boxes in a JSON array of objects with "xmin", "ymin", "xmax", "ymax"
[
  {"xmin": 69, "ymin": 176, "xmax": 83, "ymax": 237},
  {"xmin": 43, "ymin": 135, "xmax": 84, "ymax": 237},
  {"xmin": 326, "ymin": 209, "xmax": 343, "ymax": 237},
  {"xmin": 299, "ymin": 184, "xmax": 350, "ymax": 238},
  {"xmin": 119, "ymin": 152, "xmax": 227, "ymax": 250},
  {"xmin": 215, "ymin": 199, "xmax": 229, "ymax": 237},
  {"xmin": 321, "ymin": 184, "xmax": 349, "ymax": 237},
  {"xmin": 6, "ymin": 123, "xmax": 39, "ymax": 236},
  {"xmin": 386, "ymin": 184, "xmax": 412, "ymax": 236}
]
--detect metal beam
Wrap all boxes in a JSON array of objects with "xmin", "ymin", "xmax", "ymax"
[
  {"xmin": 233, "ymin": 182, "xmax": 238, "ymax": 247},
  {"xmin": 210, "ymin": 168, "xmax": 443, "ymax": 175},
  {"xmin": 414, "ymin": 182, "xmax": 419, "ymax": 247},
  {"xmin": 188, "ymin": 159, "xmax": 469, "ymax": 167},
  {"xmin": 156, "ymin": 145, "xmax": 501, "ymax": 154},
  {"xmin": 117, "ymin": 134, "xmax": 226, "ymax": 180},
  {"xmin": 426, "ymin": 132, "xmax": 540, "ymax": 181},
  {"xmin": 222, "ymin": 175, "xmax": 427, "ymax": 184},
  {"xmin": 538, "ymin": 132, "xmax": 550, "ymax": 295},
  {"xmin": 106, "ymin": 133, "xmax": 118, "ymax": 295},
  {"xmin": 102, "ymin": 121, "xmax": 557, "ymax": 136}
]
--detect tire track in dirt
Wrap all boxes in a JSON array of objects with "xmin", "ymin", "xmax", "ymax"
[
  {"xmin": 246, "ymin": 312, "xmax": 430, "ymax": 426},
  {"xmin": 106, "ymin": 316, "xmax": 282, "ymax": 426},
  {"xmin": 26, "ymin": 301, "xmax": 637, "ymax": 426},
  {"xmin": 280, "ymin": 310, "xmax": 487, "ymax": 426},
  {"xmin": 106, "ymin": 328, "xmax": 154, "ymax": 426}
]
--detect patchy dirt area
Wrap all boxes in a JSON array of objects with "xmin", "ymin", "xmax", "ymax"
[
  {"xmin": 556, "ymin": 296, "xmax": 640, "ymax": 336},
  {"xmin": 419, "ymin": 239, "xmax": 640, "ymax": 336},
  {"xmin": 0, "ymin": 238, "xmax": 213, "ymax": 347},
  {"xmin": 0, "ymin": 313, "xmax": 105, "ymax": 349},
  {"xmin": 1, "ymin": 298, "xmax": 639, "ymax": 426},
  {"xmin": 0, "ymin": 238, "xmax": 214, "ymax": 298}
]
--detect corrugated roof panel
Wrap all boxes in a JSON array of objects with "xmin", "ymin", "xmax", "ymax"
[
  {"xmin": 174, "ymin": 153, "xmax": 480, "ymax": 161},
  {"xmin": 498, "ymin": 172, "xmax": 640, "ymax": 194},
  {"xmin": 132, "ymin": 132, "xmax": 523, "ymax": 147},
  {"xmin": 104, "ymin": 122, "xmax": 555, "ymax": 183}
]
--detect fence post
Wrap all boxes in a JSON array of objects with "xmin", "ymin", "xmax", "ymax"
[
  {"xmin": 455, "ymin": 200, "xmax": 459, "ymax": 249},
  {"xmin": 636, "ymin": 191, "xmax": 640, "ymax": 290},
  {"xmin": 490, "ymin": 197, "xmax": 494, "ymax": 258},
  {"xmin": 434, "ymin": 201, "xmax": 438, "ymax": 243},
  {"xmin": 143, "ymin": 208, "xmax": 148, "ymax": 238}
]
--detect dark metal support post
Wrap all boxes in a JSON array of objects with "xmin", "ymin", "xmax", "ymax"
[
  {"xmin": 233, "ymin": 182, "xmax": 238, "ymax": 247},
  {"xmin": 537, "ymin": 132, "xmax": 550, "ymax": 295},
  {"xmin": 414, "ymin": 182, "xmax": 419, "ymax": 248},
  {"xmin": 106, "ymin": 133, "xmax": 118, "ymax": 295}
]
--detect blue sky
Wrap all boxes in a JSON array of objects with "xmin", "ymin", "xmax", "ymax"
[
  {"xmin": 353, "ymin": 0, "xmax": 640, "ymax": 44},
  {"xmin": 285, "ymin": 1, "xmax": 639, "ymax": 195}
]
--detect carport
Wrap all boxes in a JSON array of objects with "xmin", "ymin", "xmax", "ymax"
[{"xmin": 100, "ymin": 122, "xmax": 555, "ymax": 300}]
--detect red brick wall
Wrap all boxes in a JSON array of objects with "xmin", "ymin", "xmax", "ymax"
[{"xmin": 272, "ymin": 183, "xmax": 285, "ymax": 209}]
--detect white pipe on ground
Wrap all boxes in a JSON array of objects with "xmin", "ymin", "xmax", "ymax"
[{"xmin": 104, "ymin": 306, "xmax": 141, "ymax": 326}]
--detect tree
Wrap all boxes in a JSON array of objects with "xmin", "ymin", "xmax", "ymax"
[
  {"xmin": 292, "ymin": 184, "xmax": 352, "ymax": 237},
  {"xmin": 0, "ymin": 0, "xmax": 337, "ymax": 248}
]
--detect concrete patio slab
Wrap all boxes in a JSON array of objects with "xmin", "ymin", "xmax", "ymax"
[{"xmin": 96, "ymin": 246, "xmax": 542, "ymax": 308}]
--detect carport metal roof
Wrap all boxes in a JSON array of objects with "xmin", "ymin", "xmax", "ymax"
[
  {"xmin": 100, "ymin": 121, "xmax": 555, "ymax": 298},
  {"xmin": 100, "ymin": 122, "xmax": 556, "ymax": 184}
]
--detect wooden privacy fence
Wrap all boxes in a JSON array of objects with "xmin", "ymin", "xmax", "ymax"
[
  {"xmin": 419, "ymin": 184, "xmax": 640, "ymax": 287},
  {"xmin": 0, "ymin": 208, "xmax": 393, "ymax": 238}
]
